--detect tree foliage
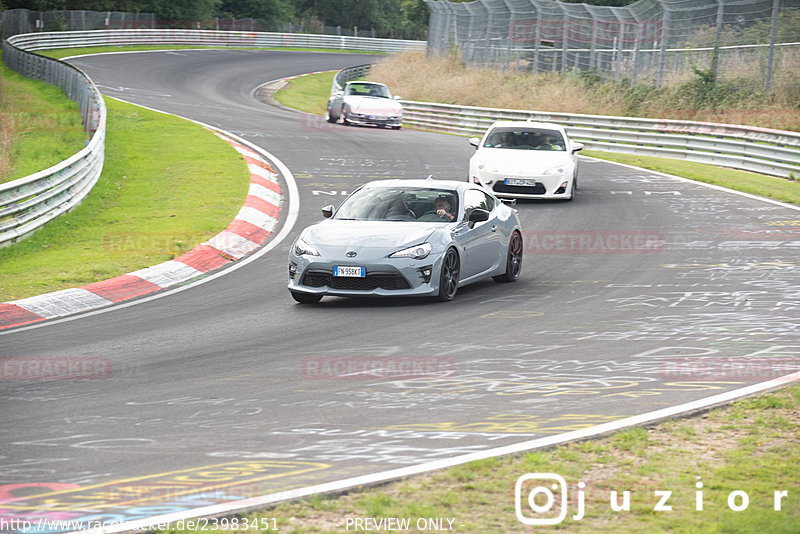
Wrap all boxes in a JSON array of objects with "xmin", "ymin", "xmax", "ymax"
[{"xmin": 4, "ymin": 0, "xmax": 431, "ymax": 39}]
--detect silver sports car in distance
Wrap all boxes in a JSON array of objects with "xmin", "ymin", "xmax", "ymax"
[
  {"xmin": 469, "ymin": 121, "xmax": 583, "ymax": 200},
  {"xmin": 326, "ymin": 81, "xmax": 403, "ymax": 129},
  {"xmin": 288, "ymin": 179, "xmax": 523, "ymax": 303}
]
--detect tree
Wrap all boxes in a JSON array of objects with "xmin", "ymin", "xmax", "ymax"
[
  {"xmin": 400, "ymin": 0, "xmax": 428, "ymax": 40},
  {"xmin": 4, "ymin": 0, "xmax": 66, "ymax": 9},
  {"xmin": 293, "ymin": 0, "xmax": 403, "ymax": 35},
  {"xmin": 139, "ymin": 0, "xmax": 219, "ymax": 22},
  {"xmin": 218, "ymin": 0, "xmax": 294, "ymax": 24}
]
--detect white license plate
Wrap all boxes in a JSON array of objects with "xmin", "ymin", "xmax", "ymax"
[
  {"xmin": 333, "ymin": 266, "xmax": 365, "ymax": 277},
  {"xmin": 505, "ymin": 178, "xmax": 537, "ymax": 187}
]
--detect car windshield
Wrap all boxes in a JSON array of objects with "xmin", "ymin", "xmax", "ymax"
[
  {"xmin": 334, "ymin": 187, "xmax": 459, "ymax": 222},
  {"xmin": 483, "ymin": 127, "xmax": 565, "ymax": 151},
  {"xmin": 345, "ymin": 83, "xmax": 391, "ymax": 98}
]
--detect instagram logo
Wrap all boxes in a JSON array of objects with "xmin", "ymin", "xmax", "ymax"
[{"xmin": 515, "ymin": 473, "xmax": 584, "ymax": 525}]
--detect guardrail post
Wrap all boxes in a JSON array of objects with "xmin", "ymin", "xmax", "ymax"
[
  {"xmin": 764, "ymin": 0, "xmax": 780, "ymax": 92},
  {"xmin": 656, "ymin": 6, "xmax": 670, "ymax": 87}
]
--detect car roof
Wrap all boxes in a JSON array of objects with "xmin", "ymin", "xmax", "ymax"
[
  {"xmin": 345, "ymin": 81, "xmax": 388, "ymax": 88},
  {"xmin": 360, "ymin": 179, "xmax": 474, "ymax": 193},
  {"xmin": 487, "ymin": 120, "xmax": 566, "ymax": 132}
]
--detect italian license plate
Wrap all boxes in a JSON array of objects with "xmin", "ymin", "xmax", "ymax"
[
  {"xmin": 505, "ymin": 178, "xmax": 537, "ymax": 187},
  {"xmin": 333, "ymin": 266, "xmax": 366, "ymax": 277}
]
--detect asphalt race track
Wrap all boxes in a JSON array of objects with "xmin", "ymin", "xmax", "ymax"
[{"xmin": 1, "ymin": 50, "xmax": 799, "ymax": 530}]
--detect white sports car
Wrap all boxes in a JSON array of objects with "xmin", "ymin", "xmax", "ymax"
[
  {"xmin": 326, "ymin": 81, "xmax": 403, "ymax": 129},
  {"xmin": 468, "ymin": 121, "xmax": 583, "ymax": 200}
]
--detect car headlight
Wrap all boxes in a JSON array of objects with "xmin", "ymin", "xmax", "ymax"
[
  {"xmin": 543, "ymin": 165, "xmax": 566, "ymax": 176},
  {"xmin": 294, "ymin": 237, "xmax": 320, "ymax": 256},
  {"xmin": 390, "ymin": 242, "xmax": 431, "ymax": 260}
]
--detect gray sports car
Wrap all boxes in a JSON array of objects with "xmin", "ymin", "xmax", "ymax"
[{"xmin": 287, "ymin": 179, "xmax": 523, "ymax": 303}]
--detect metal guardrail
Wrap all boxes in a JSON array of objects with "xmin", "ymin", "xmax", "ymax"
[
  {"xmin": 332, "ymin": 64, "xmax": 372, "ymax": 96},
  {"xmin": 9, "ymin": 29, "xmax": 427, "ymax": 54},
  {"xmin": 399, "ymin": 101, "xmax": 800, "ymax": 179},
  {"xmin": 0, "ymin": 31, "xmax": 425, "ymax": 248},
  {"xmin": 1, "ymin": 36, "xmax": 106, "ymax": 247}
]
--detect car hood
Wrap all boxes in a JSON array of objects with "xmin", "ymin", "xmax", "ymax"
[
  {"xmin": 302, "ymin": 220, "xmax": 443, "ymax": 250},
  {"xmin": 475, "ymin": 148, "xmax": 571, "ymax": 173},
  {"xmin": 343, "ymin": 95, "xmax": 403, "ymax": 115}
]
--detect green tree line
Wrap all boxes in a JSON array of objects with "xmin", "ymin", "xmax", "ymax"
[{"xmin": 1, "ymin": 0, "xmax": 430, "ymax": 39}]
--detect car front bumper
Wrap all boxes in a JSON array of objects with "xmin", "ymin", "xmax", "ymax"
[
  {"xmin": 288, "ymin": 253, "xmax": 441, "ymax": 298},
  {"xmin": 346, "ymin": 113, "xmax": 402, "ymax": 128},
  {"xmin": 472, "ymin": 171, "xmax": 574, "ymax": 199}
]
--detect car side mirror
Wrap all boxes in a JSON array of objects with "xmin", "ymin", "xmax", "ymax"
[
  {"xmin": 468, "ymin": 137, "xmax": 480, "ymax": 148},
  {"xmin": 572, "ymin": 142, "xmax": 584, "ymax": 152},
  {"xmin": 500, "ymin": 198, "xmax": 517, "ymax": 206},
  {"xmin": 321, "ymin": 205, "xmax": 335, "ymax": 218},
  {"xmin": 394, "ymin": 95, "xmax": 402, "ymax": 100},
  {"xmin": 468, "ymin": 208, "xmax": 490, "ymax": 228}
]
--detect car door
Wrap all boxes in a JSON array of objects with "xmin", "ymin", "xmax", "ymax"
[{"xmin": 458, "ymin": 188, "xmax": 502, "ymax": 279}]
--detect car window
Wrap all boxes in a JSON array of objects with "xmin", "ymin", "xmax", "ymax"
[
  {"xmin": 463, "ymin": 189, "xmax": 494, "ymax": 220},
  {"xmin": 345, "ymin": 83, "xmax": 391, "ymax": 98},
  {"xmin": 334, "ymin": 187, "xmax": 458, "ymax": 222},
  {"xmin": 483, "ymin": 127, "xmax": 565, "ymax": 150}
]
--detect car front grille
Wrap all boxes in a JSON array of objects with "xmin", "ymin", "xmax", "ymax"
[
  {"xmin": 302, "ymin": 270, "xmax": 411, "ymax": 291},
  {"xmin": 493, "ymin": 182, "xmax": 547, "ymax": 195}
]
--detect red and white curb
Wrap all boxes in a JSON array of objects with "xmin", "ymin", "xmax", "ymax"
[{"xmin": 0, "ymin": 131, "xmax": 282, "ymax": 331}]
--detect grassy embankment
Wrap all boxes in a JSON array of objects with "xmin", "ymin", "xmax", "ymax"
[
  {"xmin": 274, "ymin": 70, "xmax": 337, "ymax": 116},
  {"xmin": 0, "ymin": 55, "xmax": 86, "ymax": 183},
  {"xmin": 0, "ymin": 62, "xmax": 249, "ymax": 301},
  {"xmin": 372, "ymin": 51, "xmax": 800, "ymax": 130}
]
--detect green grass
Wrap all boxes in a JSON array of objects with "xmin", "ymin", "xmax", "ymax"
[
  {"xmin": 273, "ymin": 71, "xmax": 336, "ymax": 116},
  {"xmin": 0, "ymin": 55, "xmax": 87, "ymax": 183},
  {"xmin": 0, "ymin": 97, "xmax": 249, "ymax": 301},
  {"xmin": 152, "ymin": 385, "xmax": 800, "ymax": 533}
]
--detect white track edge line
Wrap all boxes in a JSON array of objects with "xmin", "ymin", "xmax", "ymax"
[
  {"xmin": 581, "ymin": 155, "xmax": 800, "ymax": 213},
  {"xmin": 70, "ymin": 370, "xmax": 800, "ymax": 534}
]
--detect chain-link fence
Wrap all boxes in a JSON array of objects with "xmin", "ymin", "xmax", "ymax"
[
  {"xmin": 1, "ymin": 9, "xmax": 377, "ymax": 41},
  {"xmin": 1, "ymin": 9, "xmax": 156, "ymax": 40},
  {"xmin": 426, "ymin": 0, "xmax": 800, "ymax": 89}
]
